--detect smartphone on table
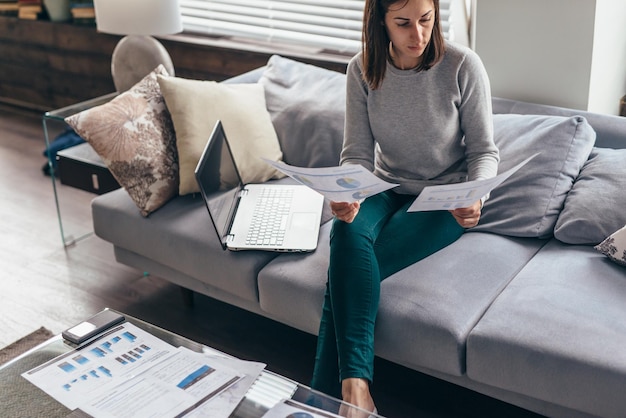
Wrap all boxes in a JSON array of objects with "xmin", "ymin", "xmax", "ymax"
[{"xmin": 62, "ymin": 310, "xmax": 125, "ymax": 345}]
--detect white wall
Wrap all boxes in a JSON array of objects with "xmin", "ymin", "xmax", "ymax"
[
  {"xmin": 588, "ymin": 0, "xmax": 626, "ymax": 114},
  {"xmin": 471, "ymin": 0, "xmax": 626, "ymax": 114}
]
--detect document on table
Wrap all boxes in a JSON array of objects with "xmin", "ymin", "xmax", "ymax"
[
  {"xmin": 22, "ymin": 322, "xmax": 264, "ymax": 417},
  {"xmin": 263, "ymin": 159, "xmax": 399, "ymax": 202},
  {"xmin": 183, "ymin": 351, "xmax": 266, "ymax": 418},
  {"xmin": 408, "ymin": 154, "xmax": 538, "ymax": 212}
]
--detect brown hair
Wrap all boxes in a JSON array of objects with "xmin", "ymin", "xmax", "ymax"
[{"xmin": 362, "ymin": 0, "xmax": 445, "ymax": 89}]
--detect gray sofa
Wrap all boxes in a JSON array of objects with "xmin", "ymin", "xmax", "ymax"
[{"xmin": 90, "ymin": 56, "xmax": 626, "ymax": 418}]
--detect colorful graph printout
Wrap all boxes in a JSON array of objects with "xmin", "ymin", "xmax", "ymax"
[
  {"xmin": 263, "ymin": 159, "xmax": 398, "ymax": 202},
  {"xmin": 408, "ymin": 154, "xmax": 538, "ymax": 211},
  {"xmin": 22, "ymin": 323, "xmax": 244, "ymax": 416}
]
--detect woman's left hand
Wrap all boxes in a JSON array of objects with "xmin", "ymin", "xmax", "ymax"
[{"xmin": 450, "ymin": 200, "xmax": 482, "ymax": 228}]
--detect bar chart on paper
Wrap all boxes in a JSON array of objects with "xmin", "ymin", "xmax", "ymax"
[
  {"xmin": 425, "ymin": 186, "xmax": 482, "ymax": 209},
  {"xmin": 21, "ymin": 322, "xmax": 248, "ymax": 417},
  {"xmin": 22, "ymin": 324, "xmax": 171, "ymax": 409}
]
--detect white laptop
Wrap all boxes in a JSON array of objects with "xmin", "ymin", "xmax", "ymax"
[{"xmin": 194, "ymin": 120, "xmax": 324, "ymax": 252}]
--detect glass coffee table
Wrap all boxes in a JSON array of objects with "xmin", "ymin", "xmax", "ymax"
[{"xmin": 0, "ymin": 310, "xmax": 382, "ymax": 417}]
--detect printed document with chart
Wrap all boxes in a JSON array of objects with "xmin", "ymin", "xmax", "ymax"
[
  {"xmin": 22, "ymin": 322, "xmax": 264, "ymax": 417},
  {"xmin": 263, "ymin": 159, "xmax": 398, "ymax": 202},
  {"xmin": 408, "ymin": 154, "xmax": 538, "ymax": 212},
  {"xmin": 264, "ymin": 154, "xmax": 536, "ymax": 210}
]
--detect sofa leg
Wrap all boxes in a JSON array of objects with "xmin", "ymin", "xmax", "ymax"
[{"xmin": 180, "ymin": 287, "xmax": 194, "ymax": 308}]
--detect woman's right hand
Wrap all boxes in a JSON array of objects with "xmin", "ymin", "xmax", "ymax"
[{"xmin": 330, "ymin": 200, "xmax": 361, "ymax": 223}]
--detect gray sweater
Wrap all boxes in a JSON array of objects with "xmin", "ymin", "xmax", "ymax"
[{"xmin": 342, "ymin": 41, "xmax": 500, "ymax": 196}]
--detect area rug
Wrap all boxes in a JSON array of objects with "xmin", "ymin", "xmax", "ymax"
[{"xmin": 0, "ymin": 327, "xmax": 54, "ymax": 367}]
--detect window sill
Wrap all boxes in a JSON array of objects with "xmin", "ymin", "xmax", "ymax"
[{"xmin": 159, "ymin": 32, "xmax": 353, "ymax": 67}]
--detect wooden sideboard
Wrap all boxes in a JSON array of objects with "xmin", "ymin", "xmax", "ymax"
[{"xmin": 0, "ymin": 16, "xmax": 348, "ymax": 111}]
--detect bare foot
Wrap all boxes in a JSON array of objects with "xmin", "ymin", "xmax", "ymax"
[{"xmin": 339, "ymin": 378, "xmax": 376, "ymax": 417}]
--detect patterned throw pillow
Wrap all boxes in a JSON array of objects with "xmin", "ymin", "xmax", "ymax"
[
  {"xmin": 595, "ymin": 225, "xmax": 626, "ymax": 266},
  {"xmin": 65, "ymin": 65, "xmax": 178, "ymax": 216}
]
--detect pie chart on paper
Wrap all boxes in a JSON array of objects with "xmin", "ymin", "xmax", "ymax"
[
  {"xmin": 352, "ymin": 190, "xmax": 371, "ymax": 200},
  {"xmin": 336, "ymin": 177, "xmax": 360, "ymax": 189}
]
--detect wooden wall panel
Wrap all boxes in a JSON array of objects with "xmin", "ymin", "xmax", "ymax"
[
  {"xmin": 0, "ymin": 17, "xmax": 119, "ymax": 110},
  {"xmin": 0, "ymin": 16, "xmax": 348, "ymax": 112}
]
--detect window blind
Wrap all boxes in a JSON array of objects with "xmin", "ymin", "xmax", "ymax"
[{"xmin": 180, "ymin": 0, "xmax": 456, "ymax": 56}]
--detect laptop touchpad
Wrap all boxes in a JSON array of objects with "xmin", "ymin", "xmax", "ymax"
[{"xmin": 290, "ymin": 213, "xmax": 317, "ymax": 230}]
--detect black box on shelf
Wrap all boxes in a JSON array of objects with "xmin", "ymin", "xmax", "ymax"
[{"xmin": 56, "ymin": 142, "xmax": 120, "ymax": 194}]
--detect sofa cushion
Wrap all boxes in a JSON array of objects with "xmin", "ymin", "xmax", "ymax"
[
  {"xmin": 65, "ymin": 65, "xmax": 178, "ymax": 216},
  {"xmin": 259, "ymin": 55, "xmax": 346, "ymax": 168},
  {"xmin": 91, "ymin": 188, "xmax": 278, "ymax": 302},
  {"xmin": 467, "ymin": 239, "xmax": 626, "ymax": 417},
  {"xmin": 258, "ymin": 229, "xmax": 546, "ymax": 376},
  {"xmin": 595, "ymin": 224, "xmax": 626, "ymax": 266},
  {"xmin": 474, "ymin": 114, "xmax": 596, "ymax": 238},
  {"xmin": 554, "ymin": 148, "xmax": 626, "ymax": 245},
  {"xmin": 157, "ymin": 75, "xmax": 285, "ymax": 195}
]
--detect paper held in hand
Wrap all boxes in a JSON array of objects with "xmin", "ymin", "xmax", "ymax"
[
  {"xmin": 263, "ymin": 159, "xmax": 399, "ymax": 202},
  {"xmin": 408, "ymin": 153, "xmax": 539, "ymax": 212}
]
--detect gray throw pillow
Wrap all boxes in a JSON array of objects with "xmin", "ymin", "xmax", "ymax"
[
  {"xmin": 473, "ymin": 114, "xmax": 595, "ymax": 238},
  {"xmin": 554, "ymin": 148, "xmax": 626, "ymax": 244},
  {"xmin": 258, "ymin": 55, "xmax": 346, "ymax": 168}
]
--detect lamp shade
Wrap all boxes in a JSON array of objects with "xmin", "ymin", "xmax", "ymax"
[{"xmin": 93, "ymin": 0, "xmax": 182, "ymax": 36}]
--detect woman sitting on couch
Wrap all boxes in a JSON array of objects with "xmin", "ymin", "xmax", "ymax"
[{"xmin": 310, "ymin": 0, "xmax": 500, "ymax": 414}]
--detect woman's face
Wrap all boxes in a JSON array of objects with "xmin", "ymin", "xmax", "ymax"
[{"xmin": 384, "ymin": 0, "xmax": 435, "ymax": 69}]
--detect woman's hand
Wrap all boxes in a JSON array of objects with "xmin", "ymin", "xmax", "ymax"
[
  {"xmin": 450, "ymin": 200, "xmax": 482, "ymax": 228},
  {"xmin": 330, "ymin": 200, "xmax": 361, "ymax": 223}
]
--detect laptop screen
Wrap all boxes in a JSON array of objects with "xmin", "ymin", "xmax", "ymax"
[{"xmin": 194, "ymin": 121, "xmax": 244, "ymax": 249}]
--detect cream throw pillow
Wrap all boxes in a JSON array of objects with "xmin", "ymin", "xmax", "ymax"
[{"xmin": 157, "ymin": 75, "xmax": 284, "ymax": 195}]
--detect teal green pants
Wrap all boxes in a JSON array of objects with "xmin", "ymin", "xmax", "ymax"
[{"xmin": 311, "ymin": 190, "xmax": 464, "ymax": 398}]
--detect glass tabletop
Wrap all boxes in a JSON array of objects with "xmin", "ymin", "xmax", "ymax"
[{"xmin": 0, "ymin": 310, "xmax": 380, "ymax": 418}]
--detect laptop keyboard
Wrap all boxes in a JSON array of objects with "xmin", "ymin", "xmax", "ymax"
[{"xmin": 246, "ymin": 188, "xmax": 294, "ymax": 246}]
